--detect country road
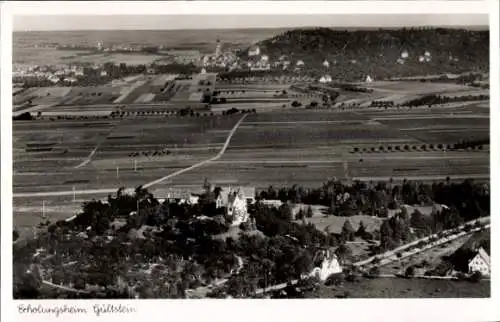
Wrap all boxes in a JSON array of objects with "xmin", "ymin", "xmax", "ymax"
[
  {"xmin": 143, "ymin": 114, "xmax": 247, "ymax": 188},
  {"xmin": 13, "ymin": 114, "xmax": 248, "ymax": 198},
  {"xmin": 251, "ymin": 217, "xmax": 490, "ymax": 296}
]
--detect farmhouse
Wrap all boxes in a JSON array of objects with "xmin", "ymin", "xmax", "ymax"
[{"xmin": 468, "ymin": 247, "xmax": 490, "ymax": 276}]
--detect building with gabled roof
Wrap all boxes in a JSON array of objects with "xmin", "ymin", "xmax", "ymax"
[
  {"xmin": 468, "ymin": 247, "xmax": 490, "ymax": 276},
  {"xmin": 216, "ymin": 186, "xmax": 255, "ymax": 227}
]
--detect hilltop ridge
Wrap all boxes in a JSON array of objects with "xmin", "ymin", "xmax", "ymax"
[{"xmin": 241, "ymin": 27, "xmax": 489, "ymax": 80}]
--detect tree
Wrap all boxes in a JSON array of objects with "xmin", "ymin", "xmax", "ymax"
[
  {"xmin": 341, "ymin": 220, "xmax": 355, "ymax": 241},
  {"xmin": 306, "ymin": 206, "xmax": 314, "ymax": 218},
  {"xmin": 469, "ymin": 271, "xmax": 482, "ymax": 283},
  {"xmin": 356, "ymin": 221, "xmax": 366, "ymax": 237},
  {"xmin": 328, "ymin": 199, "xmax": 336, "ymax": 215},
  {"xmin": 335, "ymin": 244, "xmax": 352, "ymax": 261},
  {"xmin": 296, "ymin": 208, "xmax": 305, "ymax": 220},
  {"xmin": 380, "ymin": 220, "xmax": 395, "ymax": 250},
  {"xmin": 278, "ymin": 203, "xmax": 293, "ymax": 221},
  {"xmin": 410, "ymin": 209, "xmax": 428, "ymax": 230},
  {"xmin": 405, "ymin": 265, "xmax": 415, "ymax": 277},
  {"xmin": 368, "ymin": 266, "xmax": 380, "ymax": 277},
  {"xmin": 13, "ymin": 229, "xmax": 20, "ymax": 242}
]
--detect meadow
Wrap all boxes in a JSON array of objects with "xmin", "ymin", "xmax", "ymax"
[{"xmin": 12, "ymin": 79, "xmax": 490, "ymax": 236}]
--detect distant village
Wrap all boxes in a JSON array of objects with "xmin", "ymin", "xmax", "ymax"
[{"xmin": 13, "ymin": 38, "xmax": 384, "ymax": 88}]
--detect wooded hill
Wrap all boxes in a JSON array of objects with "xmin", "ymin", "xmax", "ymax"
[{"xmin": 241, "ymin": 28, "xmax": 489, "ymax": 81}]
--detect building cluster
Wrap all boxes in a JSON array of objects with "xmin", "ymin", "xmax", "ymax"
[
  {"xmin": 170, "ymin": 50, "xmax": 203, "ymax": 65},
  {"xmin": 58, "ymin": 40, "xmax": 160, "ymax": 54},
  {"xmin": 155, "ymin": 183, "xmax": 256, "ymax": 228},
  {"xmin": 12, "ymin": 62, "xmax": 110, "ymax": 84},
  {"xmin": 396, "ymin": 49, "xmax": 433, "ymax": 65},
  {"xmin": 201, "ymin": 39, "xmax": 239, "ymax": 70}
]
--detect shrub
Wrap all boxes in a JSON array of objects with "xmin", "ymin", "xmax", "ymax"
[
  {"xmin": 345, "ymin": 273, "xmax": 361, "ymax": 283},
  {"xmin": 13, "ymin": 229, "xmax": 19, "ymax": 242},
  {"xmin": 325, "ymin": 273, "xmax": 344, "ymax": 286},
  {"xmin": 405, "ymin": 266, "xmax": 415, "ymax": 277},
  {"xmin": 469, "ymin": 271, "xmax": 482, "ymax": 283},
  {"xmin": 368, "ymin": 266, "xmax": 380, "ymax": 278}
]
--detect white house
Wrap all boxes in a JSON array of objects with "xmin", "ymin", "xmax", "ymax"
[
  {"xmin": 248, "ymin": 45, "xmax": 261, "ymax": 57},
  {"xmin": 296, "ymin": 60, "xmax": 305, "ymax": 67},
  {"xmin": 64, "ymin": 77, "xmax": 77, "ymax": 83},
  {"xmin": 401, "ymin": 50, "xmax": 409, "ymax": 59},
  {"xmin": 261, "ymin": 55, "xmax": 269, "ymax": 62},
  {"xmin": 322, "ymin": 60, "xmax": 330, "ymax": 68},
  {"xmin": 74, "ymin": 70, "xmax": 84, "ymax": 77},
  {"xmin": 419, "ymin": 56, "xmax": 426, "ymax": 63},
  {"xmin": 365, "ymin": 75, "xmax": 373, "ymax": 83},
  {"xmin": 47, "ymin": 75, "xmax": 60, "ymax": 83},
  {"xmin": 468, "ymin": 247, "xmax": 490, "ymax": 276},
  {"xmin": 100, "ymin": 70, "xmax": 108, "ymax": 77},
  {"xmin": 216, "ymin": 186, "xmax": 255, "ymax": 227},
  {"xmin": 308, "ymin": 248, "xmax": 342, "ymax": 281},
  {"xmin": 319, "ymin": 75, "xmax": 332, "ymax": 83}
]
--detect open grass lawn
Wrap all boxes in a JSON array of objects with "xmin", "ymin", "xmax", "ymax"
[
  {"xmin": 297, "ymin": 213, "xmax": 382, "ymax": 234},
  {"xmin": 317, "ymin": 277, "xmax": 490, "ymax": 298}
]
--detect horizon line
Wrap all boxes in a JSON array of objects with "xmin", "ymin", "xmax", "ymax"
[{"xmin": 13, "ymin": 24, "xmax": 489, "ymax": 32}]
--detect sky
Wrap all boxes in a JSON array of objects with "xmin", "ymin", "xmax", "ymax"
[{"xmin": 13, "ymin": 14, "xmax": 488, "ymax": 31}]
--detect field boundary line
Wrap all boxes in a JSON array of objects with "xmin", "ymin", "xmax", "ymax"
[
  {"xmin": 143, "ymin": 114, "xmax": 247, "ymax": 189},
  {"xmin": 74, "ymin": 121, "xmax": 121, "ymax": 169},
  {"xmin": 14, "ymin": 115, "xmax": 247, "ymax": 198}
]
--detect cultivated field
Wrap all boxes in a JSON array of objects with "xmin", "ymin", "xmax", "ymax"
[
  {"xmin": 13, "ymin": 115, "xmax": 242, "ymax": 192},
  {"xmin": 12, "ymin": 80, "xmax": 490, "ymax": 234}
]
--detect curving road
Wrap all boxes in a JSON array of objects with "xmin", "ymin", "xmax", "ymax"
[{"xmin": 13, "ymin": 114, "xmax": 248, "ymax": 198}]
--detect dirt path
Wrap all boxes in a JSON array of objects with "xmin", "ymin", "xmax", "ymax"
[{"xmin": 13, "ymin": 114, "xmax": 248, "ymax": 198}]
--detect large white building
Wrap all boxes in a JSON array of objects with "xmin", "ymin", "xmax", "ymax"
[
  {"xmin": 216, "ymin": 186, "xmax": 255, "ymax": 227},
  {"xmin": 468, "ymin": 247, "xmax": 490, "ymax": 276},
  {"xmin": 308, "ymin": 248, "xmax": 342, "ymax": 281}
]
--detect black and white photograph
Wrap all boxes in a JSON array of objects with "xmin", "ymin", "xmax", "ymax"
[{"xmin": 1, "ymin": 1, "xmax": 499, "ymax": 321}]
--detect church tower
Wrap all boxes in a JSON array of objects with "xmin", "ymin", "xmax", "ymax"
[{"xmin": 215, "ymin": 38, "xmax": 222, "ymax": 58}]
